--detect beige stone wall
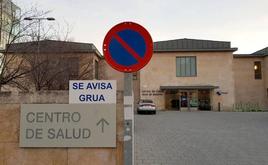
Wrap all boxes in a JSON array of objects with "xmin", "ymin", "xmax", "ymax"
[
  {"xmin": 140, "ymin": 52, "xmax": 235, "ymax": 111},
  {"xmin": 78, "ymin": 53, "xmax": 95, "ymax": 80},
  {"xmin": 264, "ymin": 56, "xmax": 268, "ymax": 94},
  {"xmin": 92, "ymin": 56, "xmax": 100, "ymax": 79},
  {"xmin": 99, "ymin": 60, "xmax": 124, "ymax": 91},
  {"xmin": 133, "ymin": 72, "xmax": 140, "ymax": 109},
  {"xmin": 0, "ymin": 91, "xmax": 124, "ymax": 165},
  {"xmin": 233, "ymin": 57, "xmax": 268, "ymax": 110}
]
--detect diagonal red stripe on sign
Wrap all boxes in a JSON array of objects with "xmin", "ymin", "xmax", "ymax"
[{"xmin": 113, "ymin": 34, "xmax": 143, "ymax": 62}]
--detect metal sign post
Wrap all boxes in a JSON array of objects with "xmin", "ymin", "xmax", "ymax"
[
  {"xmin": 103, "ymin": 21, "xmax": 153, "ymax": 165},
  {"xmin": 124, "ymin": 73, "xmax": 134, "ymax": 165}
]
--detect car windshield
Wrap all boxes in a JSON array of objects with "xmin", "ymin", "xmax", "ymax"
[{"xmin": 141, "ymin": 100, "xmax": 153, "ymax": 103}]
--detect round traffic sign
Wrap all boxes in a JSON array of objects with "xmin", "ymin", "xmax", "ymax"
[{"xmin": 103, "ymin": 22, "xmax": 153, "ymax": 72}]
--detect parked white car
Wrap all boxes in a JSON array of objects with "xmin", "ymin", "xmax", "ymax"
[{"xmin": 137, "ymin": 99, "xmax": 156, "ymax": 114}]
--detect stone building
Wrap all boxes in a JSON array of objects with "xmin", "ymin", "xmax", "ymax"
[
  {"xmin": 234, "ymin": 47, "xmax": 268, "ymax": 111},
  {"xmin": 140, "ymin": 38, "xmax": 237, "ymax": 111},
  {"xmin": 1, "ymin": 40, "xmax": 102, "ymax": 91}
]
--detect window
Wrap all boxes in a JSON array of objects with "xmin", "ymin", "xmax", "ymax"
[
  {"xmin": 176, "ymin": 56, "xmax": 196, "ymax": 77},
  {"xmin": 254, "ymin": 61, "xmax": 262, "ymax": 79},
  {"xmin": 95, "ymin": 60, "xmax": 99, "ymax": 79}
]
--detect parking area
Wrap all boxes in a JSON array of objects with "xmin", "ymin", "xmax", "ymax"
[{"xmin": 135, "ymin": 111, "xmax": 268, "ymax": 165}]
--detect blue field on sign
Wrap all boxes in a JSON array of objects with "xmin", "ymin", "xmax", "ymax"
[{"xmin": 109, "ymin": 29, "xmax": 146, "ymax": 66}]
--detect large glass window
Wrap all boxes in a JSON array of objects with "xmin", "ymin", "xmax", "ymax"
[
  {"xmin": 254, "ymin": 61, "xmax": 262, "ymax": 79},
  {"xmin": 198, "ymin": 90, "xmax": 211, "ymax": 111},
  {"xmin": 176, "ymin": 56, "xmax": 196, "ymax": 77}
]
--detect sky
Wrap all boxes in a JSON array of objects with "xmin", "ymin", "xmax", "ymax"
[{"xmin": 14, "ymin": 0, "xmax": 268, "ymax": 54}]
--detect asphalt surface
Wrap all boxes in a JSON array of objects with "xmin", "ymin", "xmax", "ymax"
[{"xmin": 134, "ymin": 111, "xmax": 268, "ymax": 165}]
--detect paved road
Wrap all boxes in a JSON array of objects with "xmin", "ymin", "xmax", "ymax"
[{"xmin": 134, "ymin": 111, "xmax": 268, "ymax": 165}]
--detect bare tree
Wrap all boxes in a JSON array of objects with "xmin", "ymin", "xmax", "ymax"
[
  {"xmin": 0, "ymin": 1, "xmax": 49, "ymax": 91},
  {"xmin": 21, "ymin": 53, "xmax": 95, "ymax": 91},
  {"xmin": 0, "ymin": 2, "xmax": 79, "ymax": 91}
]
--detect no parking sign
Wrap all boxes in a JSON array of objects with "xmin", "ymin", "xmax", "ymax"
[{"xmin": 103, "ymin": 22, "xmax": 153, "ymax": 72}]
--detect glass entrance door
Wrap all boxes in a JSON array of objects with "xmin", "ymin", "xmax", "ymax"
[
  {"xmin": 179, "ymin": 90, "xmax": 198, "ymax": 111},
  {"xmin": 180, "ymin": 92, "xmax": 188, "ymax": 108},
  {"xmin": 189, "ymin": 91, "xmax": 198, "ymax": 109}
]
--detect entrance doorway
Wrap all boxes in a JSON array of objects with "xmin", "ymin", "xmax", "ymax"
[
  {"xmin": 180, "ymin": 92, "xmax": 188, "ymax": 108},
  {"xmin": 179, "ymin": 90, "xmax": 198, "ymax": 111},
  {"xmin": 165, "ymin": 89, "xmax": 211, "ymax": 111}
]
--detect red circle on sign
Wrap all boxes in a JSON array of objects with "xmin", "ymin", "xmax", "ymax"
[{"xmin": 103, "ymin": 22, "xmax": 153, "ymax": 73}]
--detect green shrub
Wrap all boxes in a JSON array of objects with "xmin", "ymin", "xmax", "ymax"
[{"xmin": 232, "ymin": 102, "xmax": 263, "ymax": 112}]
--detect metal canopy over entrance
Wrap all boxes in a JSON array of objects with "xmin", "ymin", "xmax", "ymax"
[{"xmin": 160, "ymin": 85, "xmax": 219, "ymax": 90}]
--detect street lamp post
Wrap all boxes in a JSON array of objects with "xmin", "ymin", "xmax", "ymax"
[
  {"xmin": 24, "ymin": 17, "xmax": 55, "ymax": 41},
  {"xmin": 23, "ymin": 17, "xmax": 55, "ymax": 67}
]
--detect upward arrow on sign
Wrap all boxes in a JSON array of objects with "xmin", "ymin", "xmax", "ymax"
[{"xmin": 97, "ymin": 118, "xmax": 109, "ymax": 133}]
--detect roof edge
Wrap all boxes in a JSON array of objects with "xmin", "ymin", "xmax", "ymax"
[
  {"xmin": 154, "ymin": 38, "xmax": 231, "ymax": 43},
  {"xmin": 2, "ymin": 40, "xmax": 103, "ymax": 57},
  {"xmin": 7, "ymin": 39, "xmax": 94, "ymax": 46},
  {"xmin": 234, "ymin": 54, "xmax": 266, "ymax": 58},
  {"xmin": 154, "ymin": 48, "xmax": 238, "ymax": 53}
]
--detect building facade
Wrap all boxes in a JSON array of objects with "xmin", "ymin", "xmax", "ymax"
[
  {"xmin": 2, "ymin": 40, "xmax": 102, "ymax": 91},
  {"xmin": 140, "ymin": 39, "xmax": 237, "ymax": 111},
  {"xmin": 234, "ymin": 48, "xmax": 268, "ymax": 110},
  {"xmin": 0, "ymin": 0, "xmax": 20, "ymax": 50}
]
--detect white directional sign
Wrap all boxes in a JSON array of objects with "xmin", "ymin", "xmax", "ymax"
[
  {"xmin": 69, "ymin": 80, "xmax": 116, "ymax": 104},
  {"xmin": 20, "ymin": 104, "xmax": 116, "ymax": 148}
]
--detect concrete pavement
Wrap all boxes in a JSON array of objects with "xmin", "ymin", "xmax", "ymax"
[{"xmin": 135, "ymin": 111, "xmax": 268, "ymax": 165}]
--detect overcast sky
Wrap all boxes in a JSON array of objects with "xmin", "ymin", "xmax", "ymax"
[{"xmin": 14, "ymin": 0, "xmax": 268, "ymax": 54}]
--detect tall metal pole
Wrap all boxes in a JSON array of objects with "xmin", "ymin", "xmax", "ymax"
[
  {"xmin": 24, "ymin": 17, "xmax": 55, "ymax": 86},
  {"xmin": 124, "ymin": 73, "xmax": 134, "ymax": 165},
  {"xmin": 37, "ymin": 19, "xmax": 41, "ymax": 55},
  {"xmin": 36, "ymin": 19, "xmax": 41, "ymax": 67}
]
